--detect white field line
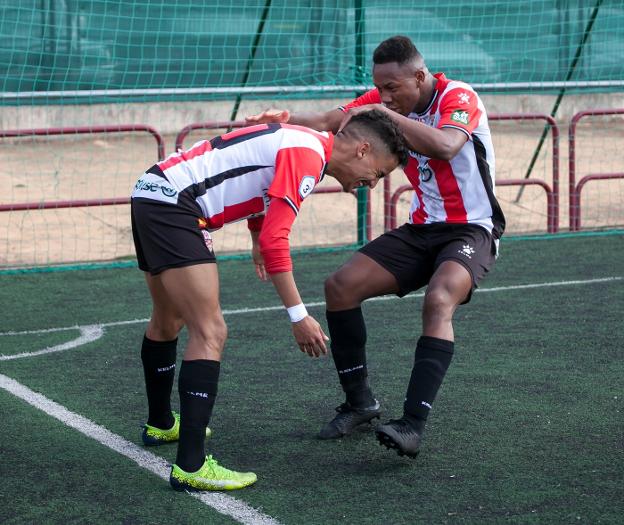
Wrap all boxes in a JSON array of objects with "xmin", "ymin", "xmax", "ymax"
[
  {"xmin": 0, "ymin": 274, "xmax": 621, "ymax": 523},
  {"xmin": 0, "ymin": 373, "xmax": 282, "ymax": 525},
  {"xmin": 0, "ymin": 325, "xmax": 104, "ymax": 361},
  {"xmin": 0, "ymin": 276, "xmax": 621, "ymax": 339}
]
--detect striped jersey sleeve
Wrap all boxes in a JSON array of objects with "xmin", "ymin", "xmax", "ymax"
[
  {"xmin": 437, "ymin": 86, "xmax": 482, "ymax": 137},
  {"xmin": 338, "ymin": 89, "xmax": 382, "ymax": 112}
]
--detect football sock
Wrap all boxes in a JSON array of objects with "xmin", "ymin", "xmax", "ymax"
[
  {"xmin": 403, "ymin": 336, "xmax": 454, "ymax": 432},
  {"xmin": 141, "ymin": 335, "xmax": 177, "ymax": 430},
  {"xmin": 326, "ymin": 308, "xmax": 375, "ymax": 408},
  {"xmin": 176, "ymin": 359, "xmax": 220, "ymax": 473}
]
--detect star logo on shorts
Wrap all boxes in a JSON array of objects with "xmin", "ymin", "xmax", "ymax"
[
  {"xmin": 458, "ymin": 92, "xmax": 470, "ymax": 104},
  {"xmin": 458, "ymin": 244, "xmax": 475, "ymax": 258}
]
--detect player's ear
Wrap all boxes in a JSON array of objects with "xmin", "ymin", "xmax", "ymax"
[
  {"xmin": 414, "ymin": 68, "xmax": 426, "ymax": 84},
  {"xmin": 357, "ymin": 141, "xmax": 371, "ymax": 158}
]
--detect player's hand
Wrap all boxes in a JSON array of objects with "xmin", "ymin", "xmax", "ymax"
[
  {"xmin": 338, "ymin": 104, "xmax": 384, "ymax": 132},
  {"xmin": 245, "ymin": 108, "xmax": 290, "ymax": 125},
  {"xmin": 291, "ymin": 315, "xmax": 329, "ymax": 358},
  {"xmin": 251, "ymin": 242, "xmax": 267, "ymax": 281}
]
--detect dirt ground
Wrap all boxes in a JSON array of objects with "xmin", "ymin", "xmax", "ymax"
[{"xmin": 1, "ymin": 119, "xmax": 623, "ymax": 268}]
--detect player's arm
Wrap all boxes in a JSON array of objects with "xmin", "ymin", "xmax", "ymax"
[
  {"xmin": 245, "ymin": 108, "xmax": 345, "ymax": 133},
  {"xmin": 259, "ymin": 198, "xmax": 329, "ymax": 357},
  {"xmin": 340, "ymin": 103, "xmax": 467, "ymax": 160},
  {"xmin": 247, "ymin": 217, "xmax": 267, "ymax": 281}
]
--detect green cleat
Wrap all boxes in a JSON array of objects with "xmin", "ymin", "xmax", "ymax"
[
  {"xmin": 170, "ymin": 455, "xmax": 257, "ymax": 491},
  {"xmin": 141, "ymin": 412, "xmax": 212, "ymax": 446}
]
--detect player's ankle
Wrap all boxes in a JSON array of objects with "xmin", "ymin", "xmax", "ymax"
[{"xmin": 345, "ymin": 387, "xmax": 376, "ymax": 408}]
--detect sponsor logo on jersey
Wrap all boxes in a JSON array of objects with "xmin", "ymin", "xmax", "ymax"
[
  {"xmin": 458, "ymin": 244, "xmax": 475, "ymax": 258},
  {"xmin": 418, "ymin": 162, "xmax": 434, "ymax": 183},
  {"xmin": 132, "ymin": 173, "xmax": 179, "ymax": 203},
  {"xmin": 451, "ymin": 110, "xmax": 470, "ymax": 125},
  {"xmin": 298, "ymin": 176, "xmax": 316, "ymax": 199}
]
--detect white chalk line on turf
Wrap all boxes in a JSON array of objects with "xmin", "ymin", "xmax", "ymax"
[
  {"xmin": 0, "ymin": 325, "xmax": 104, "ymax": 361},
  {"xmin": 0, "ymin": 373, "xmax": 282, "ymax": 525},
  {"xmin": 0, "ymin": 275, "xmax": 621, "ymax": 339}
]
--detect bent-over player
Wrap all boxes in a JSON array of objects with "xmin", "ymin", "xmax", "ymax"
[{"xmin": 131, "ymin": 110, "xmax": 408, "ymax": 491}]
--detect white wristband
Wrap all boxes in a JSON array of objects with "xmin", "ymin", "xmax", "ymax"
[{"xmin": 287, "ymin": 303, "xmax": 308, "ymax": 323}]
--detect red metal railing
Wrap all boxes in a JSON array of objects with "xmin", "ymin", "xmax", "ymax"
[
  {"xmin": 386, "ymin": 113, "xmax": 560, "ymax": 233},
  {"xmin": 388, "ymin": 178, "xmax": 556, "ymax": 232},
  {"xmin": 568, "ymin": 109, "xmax": 624, "ymax": 231},
  {"xmin": 0, "ymin": 125, "xmax": 165, "ymax": 212}
]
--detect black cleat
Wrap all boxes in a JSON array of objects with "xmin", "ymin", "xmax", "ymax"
[
  {"xmin": 375, "ymin": 417, "xmax": 423, "ymax": 458},
  {"xmin": 318, "ymin": 400, "xmax": 381, "ymax": 439}
]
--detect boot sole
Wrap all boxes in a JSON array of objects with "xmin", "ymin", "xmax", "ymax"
[{"xmin": 375, "ymin": 429, "xmax": 420, "ymax": 458}]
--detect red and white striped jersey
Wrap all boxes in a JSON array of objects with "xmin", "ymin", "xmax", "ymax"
[
  {"xmin": 131, "ymin": 123, "xmax": 333, "ymax": 273},
  {"xmin": 132, "ymin": 123, "xmax": 332, "ymax": 230},
  {"xmin": 340, "ymin": 73, "xmax": 505, "ymax": 239}
]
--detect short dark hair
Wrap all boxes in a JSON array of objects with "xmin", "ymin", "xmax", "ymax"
[
  {"xmin": 343, "ymin": 109, "xmax": 409, "ymax": 168},
  {"xmin": 372, "ymin": 35, "xmax": 422, "ymax": 66}
]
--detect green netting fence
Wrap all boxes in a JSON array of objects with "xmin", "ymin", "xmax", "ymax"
[
  {"xmin": 1, "ymin": 0, "xmax": 623, "ymax": 269},
  {"xmin": 2, "ymin": 0, "xmax": 624, "ymax": 99}
]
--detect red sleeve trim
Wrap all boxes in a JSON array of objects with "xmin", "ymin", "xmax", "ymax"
[
  {"xmin": 258, "ymin": 198, "xmax": 297, "ymax": 274},
  {"xmin": 437, "ymin": 87, "xmax": 481, "ymax": 135},
  {"xmin": 339, "ymin": 89, "xmax": 382, "ymax": 112},
  {"xmin": 268, "ymin": 146, "xmax": 324, "ymax": 209}
]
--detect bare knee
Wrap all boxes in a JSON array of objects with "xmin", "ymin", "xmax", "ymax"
[
  {"xmin": 325, "ymin": 271, "xmax": 359, "ymax": 310},
  {"xmin": 146, "ymin": 316, "xmax": 184, "ymax": 341},
  {"xmin": 423, "ymin": 286, "xmax": 456, "ymax": 323},
  {"xmin": 185, "ymin": 316, "xmax": 228, "ymax": 360}
]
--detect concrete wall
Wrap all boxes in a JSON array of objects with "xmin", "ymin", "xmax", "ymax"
[{"xmin": 1, "ymin": 93, "xmax": 623, "ymax": 137}]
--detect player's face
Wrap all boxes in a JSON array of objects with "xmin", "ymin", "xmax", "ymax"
[
  {"xmin": 372, "ymin": 61, "xmax": 424, "ymax": 116},
  {"xmin": 338, "ymin": 146, "xmax": 397, "ymax": 193}
]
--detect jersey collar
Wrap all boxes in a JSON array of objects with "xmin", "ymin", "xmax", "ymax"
[
  {"xmin": 411, "ymin": 72, "xmax": 448, "ymax": 117},
  {"xmin": 321, "ymin": 133, "xmax": 335, "ymax": 182}
]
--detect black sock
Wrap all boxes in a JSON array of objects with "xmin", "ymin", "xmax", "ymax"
[
  {"xmin": 175, "ymin": 359, "xmax": 220, "ymax": 472},
  {"xmin": 141, "ymin": 335, "xmax": 177, "ymax": 429},
  {"xmin": 326, "ymin": 308, "xmax": 375, "ymax": 408},
  {"xmin": 403, "ymin": 336, "xmax": 454, "ymax": 432}
]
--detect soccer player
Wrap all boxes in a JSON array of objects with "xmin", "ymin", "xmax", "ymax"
[
  {"xmin": 131, "ymin": 110, "xmax": 408, "ymax": 491},
  {"xmin": 246, "ymin": 35, "xmax": 506, "ymax": 458}
]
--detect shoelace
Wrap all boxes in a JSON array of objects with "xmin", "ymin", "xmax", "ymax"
[{"xmin": 204, "ymin": 455, "xmax": 222, "ymax": 475}]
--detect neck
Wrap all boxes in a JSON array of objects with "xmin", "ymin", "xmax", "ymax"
[{"xmin": 414, "ymin": 73, "xmax": 437, "ymax": 114}]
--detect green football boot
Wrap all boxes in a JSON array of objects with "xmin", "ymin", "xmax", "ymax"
[
  {"xmin": 170, "ymin": 455, "xmax": 257, "ymax": 491},
  {"xmin": 141, "ymin": 412, "xmax": 212, "ymax": 446}
]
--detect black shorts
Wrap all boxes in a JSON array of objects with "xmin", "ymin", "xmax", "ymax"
[
  {"xmin": 359, "ymin": 223, "xmax": 497, "ymax": 303},
  {"xmin": 131, "ymin": 196, "xmax": 216, "ymax": 275}
]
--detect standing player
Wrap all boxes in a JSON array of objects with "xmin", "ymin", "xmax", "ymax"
[
  {"xmin": 132, "ymin": 110, "xmax": 408, "ymax": 491},
  {"xmin": 247, "ymin": 35, "xmax": 505, "ymax": 457}
]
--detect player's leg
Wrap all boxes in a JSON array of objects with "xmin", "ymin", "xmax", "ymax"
[
  {"xmin": 158, "ymin": 263, "xmax": 256, "ymax": 491},
  {"xmin": 131, "ymin": 197, "xmax": 187, "ymax": 444},
  {"xmin": 377, "ymin": 260, "xmax": 470, "ymax": 457},
  {"xmin": 320, "ymin": 233, "xmax": 407, "ymax": 439},
  {"xmin": 377, "ymin": 225, "xmax": 496, "ymax": 457},
  {"xmin": 140, "ymin": 272, "xmax": 185, "ymax": 444},
  {"xmin": 325, "ymin": 252, "xmax": 399, "ymax": 404}
]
